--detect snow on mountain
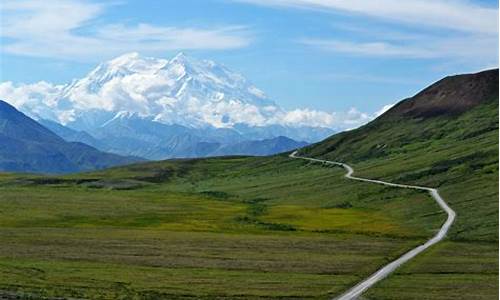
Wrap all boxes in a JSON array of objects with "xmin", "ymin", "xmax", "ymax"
[
  {"xmin": 53, "ymin": 52, "xmax": 283, "ymax": 130},
  {"xmin": 0, "ymin": 52, "xmax": 381, "ymax": 159},
  {"xmin": 0, "ymin": 52, "xmax": 372, "ymax": 133}
]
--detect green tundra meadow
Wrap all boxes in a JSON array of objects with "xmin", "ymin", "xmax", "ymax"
[
  {"xmin": 0, "ymin": 74, "xmax": 498, "ymax": 299},
  {"xmin": 0, "ymin": 154, "xmax": 448, "ymax": 300}
]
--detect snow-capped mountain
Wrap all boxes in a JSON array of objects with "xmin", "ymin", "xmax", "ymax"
[
  {"xmin": 1, "ymin": 52, "xmax": 344, "ymax": 159},
  {"xmin": 58, "ymin": 52, "xmax": 283, "ymax": 130}
]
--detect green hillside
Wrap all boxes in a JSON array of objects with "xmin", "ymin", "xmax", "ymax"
[
  {"xmin": 301, "ymin": 69, "xmax": 499, "ymax": 299},
  {"xmin": 0, "ymin": 69, "xmax": 497, "ymax": 299}
]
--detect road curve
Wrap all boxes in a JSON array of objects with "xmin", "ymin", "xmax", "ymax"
[{"xmin": 289, "ymin": 151, "xmax": 456, "ymax": 300}]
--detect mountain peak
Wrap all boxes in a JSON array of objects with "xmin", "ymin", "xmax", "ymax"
[
  {"xmin": 0, "ymin": 99, "xmax": 16, "ymax": 112},
  {"xmin": 172, "ymin": 52, "xmax": 188, "ymax": 60},
  {"xmin": 106, "ymin": 52, "xmax": 144, "ymax": 69},
  {"xmin": 106, "ymin": 52, "xmax": 166, "ymax": 71},
  {"xmin": 83, "ymin": 52, "xmax": 167, "ymax": 87},
  {"xmin": 169, "ymin": 52, "xmax": 198, "ymax": 66},
  {"xmin": 0, "ymin": 99, "xmax": 140, "ymax": 173},
  {"xmin": 112, "ymin": 51, "xmax": 140, "ymax": 61},
  {"xmin": 17, "ymin": 52, "xmax": 282, "ymax": 131},
  {"xmin": 383, "ymin": 68, "xmax": 499, "ymax": 119},
  {"xmin": 0, "ymin": 99, "xmax": 63, "ymax": 144}
]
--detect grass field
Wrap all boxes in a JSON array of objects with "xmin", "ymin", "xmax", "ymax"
[
  {"xmin": 0, "ymin": 156, "xmax": 446, "ymax": 299},
  {"xmin": 0, "ymin": 79, "xmax": 497, "ymax": 299}
]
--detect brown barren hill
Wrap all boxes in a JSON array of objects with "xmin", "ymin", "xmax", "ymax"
[{"xmin": 382, "ymin": 69, "xmax": 499, "ymax": 119}]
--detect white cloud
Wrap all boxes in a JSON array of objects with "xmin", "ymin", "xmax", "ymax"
[
  {"xmin": 0, "ymin": 79, "xmax": 386, "ymax": 131},
  {"xmin": 281, "ymin": 108, "xmax": 335, "ymax": 127},
  {"xmin": 301, "ymin": 39, "xmax": 435, "ymax": 58},
  {"xmin": 277, "ymin": 106, "xmax": 377, "ymax": 130},
  {"xmin": 96, "ymin": 24, "xmax": 250, "ymax": 50},
  {"xmin": 0, "ymin": 81, "xmax": 64, "ymax": 120},
  {"xmin": 236, "ymin": 0, "xmax": 498, "ymax": 65},
  {"xmin": 300, "ymin": 34, "xmax": 498, "ymax": 61},
  {"xmin": 234, "ymin": 0, "xmax": 498, "ymax": 34},
  {"xmin": 0, "ymin": 0, "xmax": 252, "ymax": 60}
]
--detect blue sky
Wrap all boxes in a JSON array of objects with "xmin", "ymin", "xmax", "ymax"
[{"xmin": 0, "ymin": 0, "xmax": 498, "ymax": 113}]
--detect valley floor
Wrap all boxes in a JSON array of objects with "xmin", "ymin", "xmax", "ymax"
[{"xmin": 0, "ymin": 155, "xmax": 497, "ymax": 299}]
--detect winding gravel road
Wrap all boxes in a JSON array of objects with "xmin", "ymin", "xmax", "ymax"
[{"xmin": 289, "ymin": 151, "xmax": 456, "ymax": 300}]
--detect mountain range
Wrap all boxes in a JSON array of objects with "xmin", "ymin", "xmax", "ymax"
[
  {"xmin": 3, "ymin": 53, "xmax": 334, "ymax": 159},
  {"xmin": 0, "ymin": 100, "xmax": 140, "ymax": 173}
]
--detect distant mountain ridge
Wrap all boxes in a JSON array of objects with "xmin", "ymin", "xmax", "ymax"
[
  {"xmin": 0, "ymin": 100, "xmax": 140, "ymax": 173},
  {"xmin": 213, "ymin": 136, "xmax": 308, "ymax": 156},
  {"xmin": 38, "ymin": 119, "xmax": 103, "ymax": 149},
  {"xmin": 40, "ymin": 114, "xmax": 309, "ymax": 159}
]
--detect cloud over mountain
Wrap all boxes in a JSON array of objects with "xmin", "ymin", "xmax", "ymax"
[{"xmin": 0, "ymin": 52, "xmax": 381, "ymax": 131}]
